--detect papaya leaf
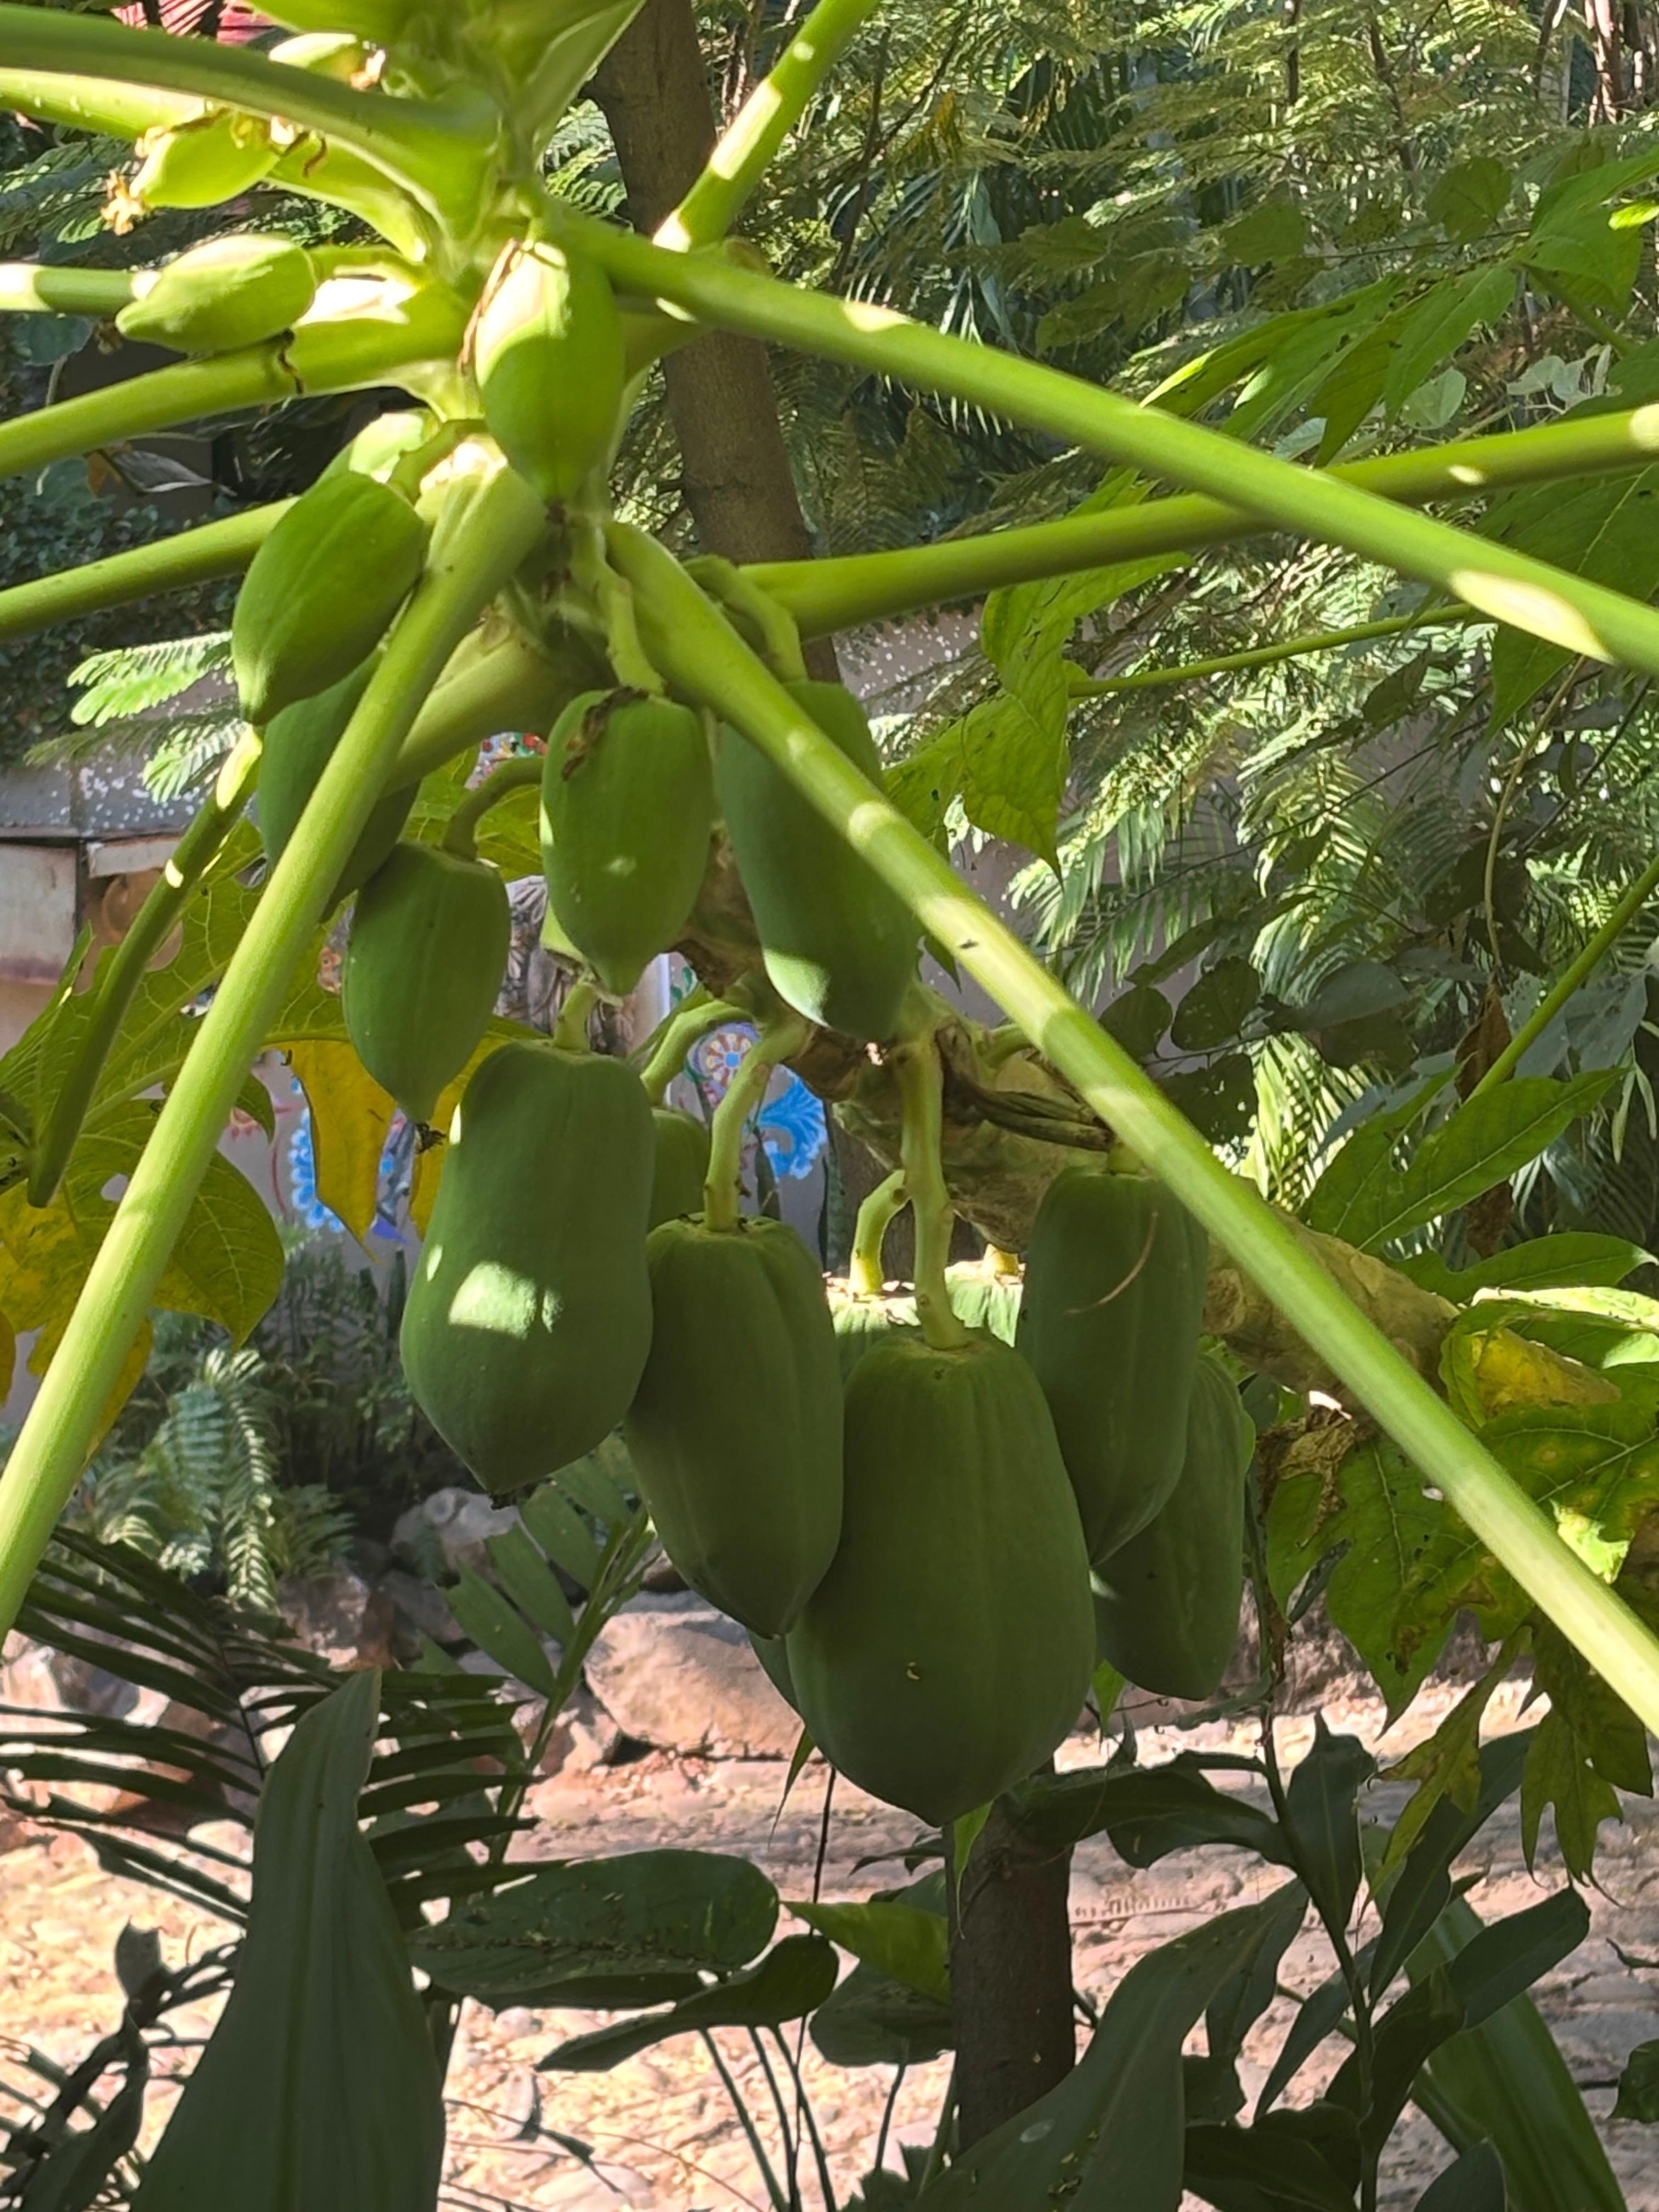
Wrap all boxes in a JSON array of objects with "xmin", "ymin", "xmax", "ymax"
[
  {"xmin": 1403, "ymin": 1234, "xmax": 1651, "ymax": 1299},
  {"xmin": 1519, "ymin": 1623, "xmax": 1651, "ymax": 1880},
  {"xmin": 287, "ymin": 1040, "xmax": 396, "ymax": 1244},
  {"xmin": 540, "ymin": 1934, "xmax": 838, "ymax": 2073},
  {"xmin": 130, "ymin": 1672, "xmax": 444, "ymax": 2212},
  {"xmin": 1308, "ymin": 1441, "xmax": 1449, "ymax": 1719},
  {"xmin": 1376, "ymin": 1670, "xmax": 1526, "ymax": 1884},
  {"xmin": 912, "ymin": 1887, "xmax": 1304, "ymax": 2208},
  {"xmin": 789, "ymin": 1899, "xmax": 950, "ymax": 2004},
  {"xmin": 412, "ymin": 1851, "xmax": 779, "ymax": 2002}
]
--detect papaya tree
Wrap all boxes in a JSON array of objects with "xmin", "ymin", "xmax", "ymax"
[{"xmin": 4, "ymin": 0, "xmax": 1659, "ymax": 2203}]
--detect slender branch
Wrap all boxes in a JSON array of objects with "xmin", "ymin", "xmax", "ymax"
[
  {"xmin": 28, "ymin": 732, "xmax": 261, "ymax": 1209},
  {"xmin": 0, "ymin": 264, "xmax": 134, "ymax": 318},
  {"xmin": 0, "ymin": 4, "xmax": 490, "ymax": 219},
  {"xmin": 441, "ymin": 754, "xmax": 541, "ymax": 859},
  {"xmin": 639, "ymin": 994, "xmax": 746, "ymax": 1104},
  {"xmin": 744, "ymin": 404, "xmax": 1659, "ymax": 637},
  {"xmin": 0, "ymin": 291, "xmax": 467, "ymax": 490},
  {"xmin": 607, "ymin": 518, "xmax": 1659, "ymax": 1737},
  {"xmin": 0, "ymin": 458, "xmax": 546, "ymax": 1642},
  {"xmin": 659, "ymin": 0, "xmax": 883, "ymax": 250},
  {"xmin": 701, "ymin": 2032, "xmax": 789, "ymax": 2212},
  {"xmin": 849, "ymin": 1167, "xmax": 906, "ymax": 1294},
  {"xmin": 0, "ymin": 64, "xmax": 190, "ymax": 140},
  {"xmin": 554, "ymin": 215, "xmax": 1659, "ymax": 680},
  {"xmin": 0, "ymin": 505, "xmax": 286, "ymax": 648},
  {"xmin": 896, "ymin": 1030, "xmax": 968, "ymax": 1349},
  {"xmin": 1067, "ymin": 603, "xmax": 1477, "ymax": 698},
  {"xmin": 1470, "ymin": 847, "xmax": 1659, "ymax": 1096}
]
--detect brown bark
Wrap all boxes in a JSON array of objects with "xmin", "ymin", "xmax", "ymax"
[{"xmin": 948, "ymin": 1793, "xmax": 1076, "ymax": 2144}]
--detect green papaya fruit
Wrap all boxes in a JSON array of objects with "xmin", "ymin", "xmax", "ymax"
[
  {"xmin": 256, "ymin": 660, "xmax": 414, "ymax": 907},
  {"xmin": 232, "ymin": 472, "xmax": 428, "ymax": 726},
  {"xmin": 1016, "ymin": 1166, "xmax": 1210, "ymax": 1566},
  {"xmin": 1091, "ymin": 1354, "xmax": 1254, "ymax": 1701},
  {"xmin": 342, "ymin": 844, "xmax": 510, "ymax": 1124},
  {"xmin": 400, "ymin": 1043, "xmax": 654, "ymax": 1495},
  {"xmin": 322, "ymin": 409, "xmax": 433, "ymax": 483},
  {"xmin": 269, "ymin": 30, "xmax": 374, "ymax": 78},
  {"xmin": 117, "ymin": 234, "xmax": 317, "ymax": 357},
  {"xmin": 827, "ymin": 1282, "xmax": 917, "ymax": 1383},
  {"xmin": 648, "ymin": 1107, "xmax": 709, "ymax": 1229},
  {"xmin": 945, "ymin": 1256, "xmax": 1022, "ymax": 1345},
  {"xmin": 624, "ymin": 1216, "xmax": 843, "ymax": 1637},
  {"xmin": 131, "ymin": 110, "xmax": 279, "ymax": 210},
  {"xmin": 263, "ymin": 0, "xmax": 415, "ymax": 36},
  {"xmin": 749, "ymin": 1629, "xmax": 799, "ymax": 1715},
  {"xmin": 475, "ymin": 241, "xmax": 624, "ymax": 507},
  {"xmin": 716, "ymin": 682, "xmax": 918, "ymax": 1041},
  {"xmin": 787, "ymin": 1332, "xmax": 1093, "ymax": 1825},
  {"xmin": 540, "ymin": 691, "xmax": 714, "ymax": 993}
]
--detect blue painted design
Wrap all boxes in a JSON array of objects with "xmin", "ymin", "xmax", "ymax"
[
  {"xmin": 286, "ymin": 1109, "xmax": 343, "ymax": 1235},
  {"xmin": 758, "ymin": 1073, "xmax": 827, "ymax": 1182}
]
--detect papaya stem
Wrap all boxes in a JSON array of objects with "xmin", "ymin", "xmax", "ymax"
[
  {"xmin": 658, "ymin": 0, "xmax": 882, "ymax": 251},
  {"xmin": 704, "ymin": 1013, "xmax": 809, "ymax": 1233},
  {"xmin": 27, "ymin": 731, "xmax": 262, "ymax": 1210},
  {"xmin": 639, "ymin": 995, "xmax": 747, "ymax": 1106},
  {"xmin": 0, "ymin": 262, "xmax": 134, "ymax": 318},
  {"xmin": 571, "ymin": 526, "xmax": 663, "ymax": 695},
  {"xmin": 607, "ymin": 517, "xmax": 1659, "ymax": 1738},
  {"xmin": 553, "ymin": 210, "xmax": 1659, "ymax": 677},
  {"xmin": 896, "ymin": 1037, "xmax": 969, "ymax": 1350},
  {"xmin": 441, "ymin": 754, "xmax": 542, "ymax": 859},
  {"xmin": 0, "ymin": 458, "xmax": 546, "ymax": 1644},
  {"xmin": 0, "ymin": 503, "xmax": 286, "ymax": 649},
  {"xmin": 553, "ymin": 979, "xmax": 601, "ymax": 1052},
  {"xmin": 849, "ymin": 1169, "xmax": 907, "ymax": 1296},
  {"xmin": 685, "ymin": 556, "xmax": 807, "ymax": 682},
  {"xmin": 0, "ymin": 65, "xmax": 190, "ymax": 142}
]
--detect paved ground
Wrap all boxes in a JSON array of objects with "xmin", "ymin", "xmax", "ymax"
[{"xmin": 3, "ymin": 1683, "xmax": 1658, "ymax": 2210}]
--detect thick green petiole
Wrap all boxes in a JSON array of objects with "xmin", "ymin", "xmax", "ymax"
[
  {"xmin": 0, "ymin": 65, "xmax": 190, "ymax": 140},
  {"xmin": 557, "ymin": 216, "xmax": 1659, "ymax": 679},
  {"xmin": 0, "ymin": 505, "xmax": 287, "ymax": 648},
  {"xmin": 849, "ymin": 1169, "xmax": 907, "ymax": 1296},
  {"xmin": 0, "ymin": 458, "xmax": 546, "ymax": 1642},
  {"xmin": 639, "ymin": 996, "xmax": 746, "ymax": 1106},
  {"xmin": 607, "ymin": 518, "xmax": 1659, "ymax": 1736},
  {"xmin": 27, "ymin": 732, "xmax": 262, "ymax": 1210},
  {"xmin": 554, "ymin": 979, "xmax": 602, "ymax": 1051},
  {"xmin": 703, "ymin": 1013, "xmax": 809, "ymax": 1233},
  {"xmin": 0, "ymin": 264, "xmax": 135, "ymax": 319},
  {"xmin": 895, "ymin": 1031, "xmax": 968, "ymax": 1350}
]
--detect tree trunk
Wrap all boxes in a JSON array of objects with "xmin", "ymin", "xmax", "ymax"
[{"xmin": 948, "ymin": 1793, "xmax": 1077, "ymax": 2145}]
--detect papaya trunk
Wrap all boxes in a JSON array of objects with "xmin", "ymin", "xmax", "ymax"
[{"xmin": 948, "ymin": 1793, "xmax": 1077, "ymax": 2142}]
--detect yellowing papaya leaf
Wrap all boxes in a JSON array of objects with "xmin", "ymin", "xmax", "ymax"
[
  {"xmin": 289, "ymin": 1039, "xmax": 396, "ymax": 1244},
  {"xmin": 1441, "ymin": 1320, "xmax": 1620, "ymax": 1425},
  {"xmin": 28, "ymin": 1315, "xmax": 153, "ymax": 1454},
  {"xmin": 410, "ymin": 1139, "xmax": 444, "ymax": 1237},
  {"xmin": 131, "ymin": 1671, "xmax": 443, "ymax": 2212},
  {"xmin": 0, "ymin": 1307, "xmax": 12, "ymax": 1401}
]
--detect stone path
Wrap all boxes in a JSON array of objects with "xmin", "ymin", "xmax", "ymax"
[{"xmin": 4, "ymin": 1688, "xmax": 1659, "ymax": 2209}]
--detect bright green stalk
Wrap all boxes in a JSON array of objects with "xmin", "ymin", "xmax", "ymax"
[
  {"xmin": 607, "ymin": 518, "xmax": 1659, "ymax": 1734},
  {"xmin": 553, "ymin": 979, "xmax": 601, "ymax": 1051},
  {"xmin": 0, "ymin": 5, "xmax": 490, "ymax": 221},
  {"xmin": 0, "ymin": 504, "xmax": 286, "ymax": 647},
  {"xmin": 0, "ymin": 290, "xmax": 466, "ymax": 489},
  {"xmin": 0, "ymin": 458, "xmax": 545, "ymax": 1642},
  {"xmin": 441, "ymin": 754, "xmax": 541, "ymax": 859},
  {"xmin": 0, "ymin": 264, "xmax": 134, "ymax": 318},
  {"xmin": 0, "ymin": 66, "xmax": 190, "ymax": 140},
  {"xmin": 896, "ymin": 1032, "xmax": 968, "ymax": 1351},
  {"xmin": 1067, "ymin": 604, "xmax": 1477, "ymax": 698},
  {"xmin": 639, "ymin": 996, "xmax": 746, "ymax": 1105},
  {"xmin": 658, "ymin": 0, "xmax": 883, "ymax": 250},
  {"xmin": 1470, "ymin": 850, "xmax": 1659, "ymax": 1098},
  {"xmin": 704, "ymin": 1013, "xmax": 809, "ymax": 1233},
  {"xmin": 559, "ymin": 218, "xmax": 1659, "ymax": 678},
  {"xmin": 849, "ymin": 1169, "xmax": 907, "ymax": 1295},
  {"xmin": 28, "ymin": 733, "xmax": 262, "ymax": 1210},
  {"xmin": 745, "ymin": 405, "xmax": 1659, "ymax": 638},
  {"xmin": 391, "ymin": 623, "xmax": 590, "ymax": 785}
]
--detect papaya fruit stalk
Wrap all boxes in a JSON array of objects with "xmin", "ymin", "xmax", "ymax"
[
  {"xmin": 894, "ymin": 1019, "xmax": 968, "ymax": 1351},
  {"xmin": 604, "ymin": 516, "xmax": 1659, "ymax": 1739},
  {"xmin": 637, "ymin": 994, "xmax": 747, "ymax": 1105},
  {"xmin": 0, "ymin": 456, "xmax": 549, "ymax": 1641},
  {"xmin": 848, "ymin": 1169, "xmax": 906, "ymax": 1296},
  {"xmin": 703, "ymin": 1011, "xmax": 810, "ymax": 1233},
  {"xmin": 440, "ymin": 753, "xmax": 543, "ymax": 859}
]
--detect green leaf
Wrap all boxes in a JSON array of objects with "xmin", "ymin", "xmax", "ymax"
[
  {"xmin": 1303, "ymin": 1071, "xmax": 1452, "ymax": 1245},
  {"xmin": 411, "ymin": 1850, "xmax": 778, "ymax": 2002},
  {"xmin": 1486, "ymin": 468, "xmax": 1659, "ymax": 727},
  {"xmin": 1443, "ymin": 1888, "xmax": 1589, "ymax": 2031},
  {"xmin": 1376, "ymin": 1673, "xmax": 1526, "ymax": 1887},
  {"xmin": 1099, "ymin": 985, "xmax": 1172, "ymax": 1061},
  {"xmin": 1283, "ymin": 1720, "xmax": 1373, "ymax": 1929},
  {"xmin": 486, "ymin": 1525, "xmax": 577, "ymax": 1644},
  {"xmin": 789, "ymin": 1899, "xmax": 950, "ymax": 2004},
  {"xmin": 1406, "ymin": 1234, "xmax": 1651, "ymax": 1299},
  {"xmin": 1321, "ymin": 1442, "xmax": 1451, "ymax": 1719},
  {"xmin": 1519, "ymin": 1621, "xmax": 1650, "ymax": 1880},
  {"xmin": 131, "ymin": 1673, "xmax": 443, "ymax": 2212},
  {"xmin": 1415, "ymin": 2142, "xmax": 1506, "ymax": 2211},
  {"xmin": 164, "ymin": 1152, "xmax": 285, "ymax": 1344},
  {"xmin": 1011, "ymin": 1759, "xmax": 1290, "ymax": 1866},
  {"xmin": 517, "ymin": 1482, "xmax": 603, "ymax": 1593},
  {"xmin": 1612, "ymin": 2039, "xmax": 1659, "ymax": 2122},
  {"xmin": 553, "ymin": 1436, "xmax": 634, "ymax": 1526},
  {"xmin": 1382, "ymin": 265, "xmax": 1513, "ymax": 417},
  {"xmin": 541, "ymin": 1934, "xmax": 838, "ymax": 2072},
  {"xmin": 1170, "ymin": 958, "xmax": 1260, "ymax": 1051},
  {"xmin": 912, "ymin": 1888, "xmax": 1304, "ymax": 2208},
  {"xmin": 1427, "ymin": 159, "xmax": 1512, "ymax": 242},
  {"xmin": 446, "ymin": 1566, "xmax": 558, "ymax": 1699},
  {"xmin": 1183, "ymin": 2121, "xmax": 1356, "ymax": 2210},
  {"xmin": 1160, "ymin": 1053, "xmax": 1256, "ymax": 1142},
  {"xmin": 810, "ymin": 1959, "xmax": 954, "ymax": 2069},
  {"xmin": 1524, "ymin": 201, "xmax": 1644, "ymax": 315},
  {"xmin": 1224, "ymin": 199, "xmax": 1308, "ymax": 264}
]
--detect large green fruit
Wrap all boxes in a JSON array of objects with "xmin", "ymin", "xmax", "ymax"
[
  {"xmin": 475, "ymin": 241, "xmax": 624, "ymax": 507},
  {"xmin": 1091, "ymin": 1354, "xmax": 1254, "ymax": 1701},
  {"xmin": 827, "ymin": 1283, "xmax": 917, "ymax": 1383},
  {"xmin": 787, "ymin": 1333, "xmax": 1092, "ymax": 1825},
  {"xmin": 624, "ymin": 1216, "xmax": 843, "ymax": 1637},
  {"xmin": 715, "ymin": 681, "xmax": 917, "ymax": 1041},
  {"xmin": 342, "ymin": 844, "xmax": 510, "ymax": 1124},
  {"xmin": 648, "ymin": 1108, "xmax": 709, "ymax": 1229},
  {"xmin": 131, "ymin": 111, "xmax": 279, "ymax": 210},
  {"xmin": 232, "ymin": 472, "xmax": 427, "ymax": 726},
  {"xmin": 117, "ymin": 234, "xmax": 317, "ymax": 355},
  {"xmin": 401, "ymin": 1043, "xmax": 654, "ymax": 1495},
  {"xmin": 256, "ymin": 660, "xmax": 414, "ymax": 906},
  {"xmin": 749, "ymin": 1630, "xmax": 799, "ymax": 1715},
  {"xmin": 1017, "ymin": 1167, "xmax": 1209, "ymax": 1565},
  {"xmin": 540, "ymin": 691, "xmax": 714, "ymax": 993}
]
